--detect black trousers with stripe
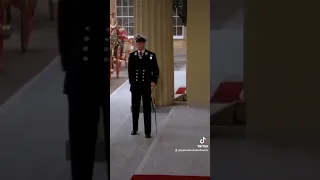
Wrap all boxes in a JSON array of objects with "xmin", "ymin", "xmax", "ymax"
[{"xmin": 131, "ymin": 88, "xmax": 152, "ymax": 135}]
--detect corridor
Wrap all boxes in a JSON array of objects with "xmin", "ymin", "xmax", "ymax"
[{"xmin": 0, "ymin": 52, "xmax": 210, "ymax": 180}]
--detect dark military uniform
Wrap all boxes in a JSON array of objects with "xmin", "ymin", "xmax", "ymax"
[
  {"xmin": 57, "ymin": 0, "xmax": 109, "ymax": 179},
  {"xmin": 128, "ymin": 35, "xmax": 160, "ymax": 138}
]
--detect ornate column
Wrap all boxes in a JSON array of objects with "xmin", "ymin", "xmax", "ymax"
[
  {"xmin": 186, "ymin": 0, "xmax": 210, "ymax": 107},
  {"xmin": 134, "ymin": 0, "xmax": 175, "ymax": 106},
  {"xmin": 245, "ymin": 0, "xmax": 320, "ymax": 144}
]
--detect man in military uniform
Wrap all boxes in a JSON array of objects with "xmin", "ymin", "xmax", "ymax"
[
  {"xmin": 128, "ymin": 34, "xmax": 160, "ymax": 138},
  {"xmin": 57, "ymin": 0, "xmax": 109, "ymax": 179}
]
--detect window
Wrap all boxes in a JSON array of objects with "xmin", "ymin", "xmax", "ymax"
[
  {"xmin": 115, "ymin": 0, "xmax": 184, "ymax": 39},
  {"xmin": 173, "ymin": 8, "xmax": 184, "ymax": 39},
  {"xmin": 116, "ymin": 0, "xmax": 134, "ymax": 37}
]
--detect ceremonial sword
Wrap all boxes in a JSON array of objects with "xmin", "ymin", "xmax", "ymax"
[{"xmin": 151, "ymin": 87, "xmax": 157, "ymax": 134}]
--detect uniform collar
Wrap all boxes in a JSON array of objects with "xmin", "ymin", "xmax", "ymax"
[{"xmin": 138, "ymin": 49, "xmax": 145, "ymax": 54}]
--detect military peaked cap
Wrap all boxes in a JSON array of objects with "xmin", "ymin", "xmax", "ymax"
[{"xmin": 134, "ymin": 34, "xmax": 147, "ymax": 42}]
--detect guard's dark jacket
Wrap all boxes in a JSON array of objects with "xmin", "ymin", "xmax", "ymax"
[
  {"xmin": 58, "ymin": 0, "xmax": 109, "ymax": 98},
  {"xmin": 128, "ymin": 50, "xmax": 160, "ymax": 90},
  {"xmin": 57, "ymin": 1, "xmax": 110, "ymax": 179}
]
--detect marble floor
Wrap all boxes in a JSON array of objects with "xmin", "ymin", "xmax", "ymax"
[
  {"xmin": 0, "ymin": 59, "xmax": 108, "ymax": 180},
  {"xmin": 109, "ymin": 77, "xmax": 210, "ymax": 179},
  {"xmin": 134, "ymin": 106, "xmax": 210, "ymax": 177},
  {"xmin": 0, "ymin": 55, "xmax": 210, "ymax": 180}
]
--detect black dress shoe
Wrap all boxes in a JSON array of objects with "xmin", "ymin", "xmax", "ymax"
[
  {"xmin": 131, "ymin": 130, "xmax": 137, "ymax": 135},
  {"xmin": 145, "ymin": 134, "xmax": 151, "ymax": 138}
]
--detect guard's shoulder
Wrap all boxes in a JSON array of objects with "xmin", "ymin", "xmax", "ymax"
[
  {"xmin": 146, "ymin": 50, "xmax": 156, "ymax": 56},
  {"xmin": 146, "ymin": 50, "xmax": 155, "ymax": 54},
  {"xmin": 130, "ymin": 51, "xmax": 138, "ymax": 56}
]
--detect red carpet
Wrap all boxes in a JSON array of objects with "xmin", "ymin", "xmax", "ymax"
[
  {"xmin": 176, "ymin": 87, "xmax": 187, "ymax": 94},
  {"xmin": 211, "ymin": 82, "xmax": 243, "ymax": 103},
  {"xmin": 132, "ymin": 175, "xmax": 210, "ymax": 180}
]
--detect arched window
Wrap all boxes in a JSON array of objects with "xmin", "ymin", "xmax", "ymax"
[{"xmin": 115, "ymin": 0, "xmax": 184, "ymax": 39}]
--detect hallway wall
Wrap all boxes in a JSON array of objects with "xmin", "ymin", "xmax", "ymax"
[
  {"xmin": 187, "ymin": 0, "xmax": 210, "ymax": 106},
  {"xmin": 210, "ymin": 6, "xmax": 244, "ymax": 96}
]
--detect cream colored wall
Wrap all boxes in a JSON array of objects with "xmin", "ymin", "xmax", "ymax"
[{"xmin": 186, "ymin": 0, "xmax": 210, "ymax": 106}]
